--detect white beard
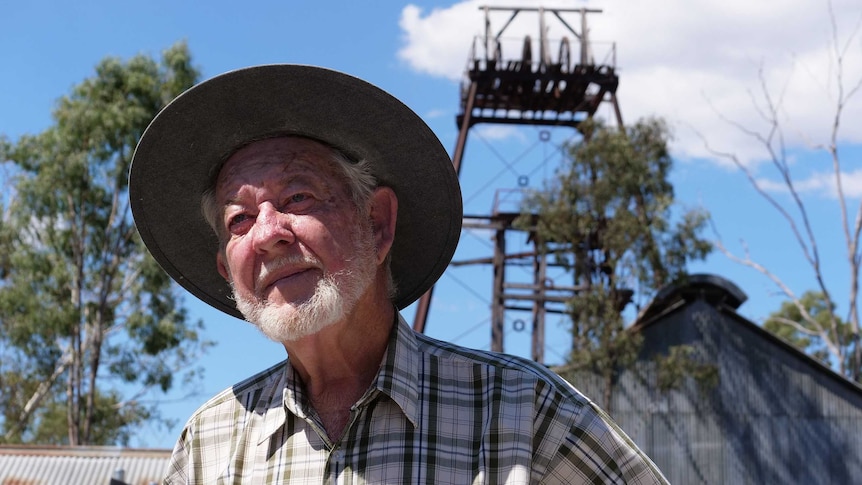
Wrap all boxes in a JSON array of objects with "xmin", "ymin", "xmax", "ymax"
[{"xmin": 231, "ymin": 224, "xmax": 378, "ymax": 342}]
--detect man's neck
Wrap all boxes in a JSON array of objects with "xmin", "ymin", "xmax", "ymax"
[{"xmin": 284, "ymin": 299, "xmax": 395, "ymax": 439}]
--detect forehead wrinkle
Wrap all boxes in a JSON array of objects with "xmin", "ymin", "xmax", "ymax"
[
  {"xmin": 219, "ymin": 147, "xmax": 309, "ymax": 183},
  {"xmin": 215, "ymin": 136, "xmax": 353, "ymax": 208}
]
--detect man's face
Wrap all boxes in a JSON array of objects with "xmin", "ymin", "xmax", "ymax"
[{"xmin": 214, "ymin": 137, "xmax": 378, "ymax": 342}]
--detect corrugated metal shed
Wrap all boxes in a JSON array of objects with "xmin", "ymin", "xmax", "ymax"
[
  {"xmin": 565, "ymin": 274, "xmax": 862, "ymax": 485},
  {"xmin": 0, "ymin": 445, "xmax": 170, "ymax": 485}
]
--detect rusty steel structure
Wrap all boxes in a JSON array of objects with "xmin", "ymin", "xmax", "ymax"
[{"xmin": 412, "ymin": 5, "xmax": 622, "ymax": 363}]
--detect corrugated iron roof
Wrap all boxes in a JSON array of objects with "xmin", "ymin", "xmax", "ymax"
[{"xmin": 0, "ymin": 445, "xmax": 171, "ymax": 485}]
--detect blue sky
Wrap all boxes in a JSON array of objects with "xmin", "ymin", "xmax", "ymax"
[{"xmin": 2, "ymin": 0, "xmax": 862, "ymax": 448}]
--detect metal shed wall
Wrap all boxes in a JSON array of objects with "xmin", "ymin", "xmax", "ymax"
[
  {"xmin": 0, "ymin": 445, "xmax": 170, "ymax": 485},
  {"xmin": 568, "ymin": 296, "xmax": 862, "ymax": 485}
]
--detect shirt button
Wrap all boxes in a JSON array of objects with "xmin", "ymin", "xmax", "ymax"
[{"xmin": 333, "ymin": 450, "xmax": 345, "ymax": 461}]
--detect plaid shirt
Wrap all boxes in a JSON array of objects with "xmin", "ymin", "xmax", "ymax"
[{"xmin": 164, "ymin": 315, "xmax": 668, "ymax": 484}]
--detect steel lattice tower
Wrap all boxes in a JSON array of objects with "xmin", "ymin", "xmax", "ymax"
[{"xmin": 413, "ymin": 6, "xmax": 622, "ymax": 364}]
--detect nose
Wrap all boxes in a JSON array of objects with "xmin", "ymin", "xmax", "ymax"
[{"xmin": 250, "ymin": 203, "xmax": 295, "ymax": 254}]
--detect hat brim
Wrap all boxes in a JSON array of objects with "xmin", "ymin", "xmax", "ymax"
[{"xmin": 129, "ymin": 65, "xmax": 462, "ymax": 319}]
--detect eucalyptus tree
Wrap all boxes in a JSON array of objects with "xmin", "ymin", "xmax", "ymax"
[
  {"xmin": 519, "ymin": 117, "xmax": 713, "ymax": 408},
  {"xmin": 0, "ymin": 42, "xmax": 209, "ymax": 445}
]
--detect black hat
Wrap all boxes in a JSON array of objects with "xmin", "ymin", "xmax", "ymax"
[{"xmin": 129, "ymin": 65, "xmax": 462, "ymax": 319}]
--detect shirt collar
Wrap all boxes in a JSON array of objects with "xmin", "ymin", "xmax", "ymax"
[
  {"xmin": 371, "ymin": 313, "xmax": 420, "ymax": 427},
  {"xmin": 254, "ymin": 364, "xmax": 289, "ymax": 445},
  {"xmin": 256, "ymin": 312, "xmax": 421, "ymax": 445}
]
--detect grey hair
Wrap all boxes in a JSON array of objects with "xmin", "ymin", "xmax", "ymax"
[{"xmin": 200, "ymin": 138, "xmax": 397, "ymax": 299}]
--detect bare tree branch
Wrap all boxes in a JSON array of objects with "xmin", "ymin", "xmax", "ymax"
[
  {"xmin": 3, "ymin": 350, "xmax": 72, "ymax": 441},
  {"xmin": 712, "ymin": 238, "xmax": 844, "ymax": 361}
]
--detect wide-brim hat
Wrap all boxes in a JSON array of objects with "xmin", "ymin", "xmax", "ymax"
[{"xmin": 129, "ymin": 64, "xmax": 462, "ymax": 319}]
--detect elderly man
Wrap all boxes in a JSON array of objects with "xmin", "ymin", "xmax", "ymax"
[{"xmin": 130, "ymin": 65, "xmax": 667, "ymax": 484}]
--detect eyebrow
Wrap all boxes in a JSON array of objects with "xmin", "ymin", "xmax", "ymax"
[{"xmin": 219, "ymin": 171, "xmax": 336, "ymax": 209}]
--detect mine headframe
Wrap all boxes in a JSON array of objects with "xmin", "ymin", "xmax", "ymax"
[
  {"xmin": 413, "ymin": 6, "xmax": 624, "ymax": 362},
  {"xmin": 456, "ymin": 5, "xmax": 621, "ymax": 138}
]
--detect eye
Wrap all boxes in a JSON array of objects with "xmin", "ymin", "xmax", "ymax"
[
  {"xmin": 229, "ymin": 213, "xmax": 250, "ymax": 225},
  {"xmin": 226, "ymin": 212, "xmax": 253, "ymax": 234},
  {"xmin": 284, "ymin": 192, "xmax": 315, "ymax": 211}
]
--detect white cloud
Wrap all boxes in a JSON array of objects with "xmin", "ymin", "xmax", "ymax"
[
  {"xmin": 398, "ymin": 0, "xmax": 862, "ymax": 168},
  {"xmin": 757, "ymin": 168, "xmax": 862, "ymax": 198},
  {"xmin": 474, "ymin": 124, "xmax": 527, "ymax": 142},
  {"xmin": 424, "ymin": 108, "xmax": 449, "ymax": 119},
  {"xmin": 398, "ymin": 3, "xmax": 482, "ymax": 79}
]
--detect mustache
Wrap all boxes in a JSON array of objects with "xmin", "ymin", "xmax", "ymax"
[{"xmin": 257, "ymin": 253, "xmax": 323, "ymax": 287}]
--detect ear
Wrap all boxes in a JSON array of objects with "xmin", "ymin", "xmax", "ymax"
[
  {"xmin": 368, "ymin": 186, "xmax": 397, "ymax": 265},
  {"xmin": 216, "ymin": 251, "xmax": 231, "ymax": 281}
]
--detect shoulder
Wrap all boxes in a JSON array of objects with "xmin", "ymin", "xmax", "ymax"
[
  {"xmin": 413, "ymin": 331, "xmax": 589, "ymax": 407},
  {"xmin": 185, "ymin": 358, "xmax": 287, "ymax": 425},
  {"xmin": 413, "ymin": 335, "xmax": 668, "ymax": 482},
  {"xmin": 164, "ymin": 360, "xmax": 289, "ymax": 483}
]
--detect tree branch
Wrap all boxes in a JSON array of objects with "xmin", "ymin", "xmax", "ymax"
[
  {"xmin": 3, "ymin": 350, "xmax": 72, "ymax": 441},
  {"xmin": 712, "ymin": 238, "xmax": 844, "ymax": 361}
]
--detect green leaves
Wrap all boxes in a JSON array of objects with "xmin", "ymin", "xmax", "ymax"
[
  {"xmin": 521, "ymin": 117, "xmax": 710, "ymax": 296},
  {"xmin": 764, "ymin": 291, "xmax": 849, "ymax": 366},
  {"xmin": 521, "ymin": 117, "xmax": 713, "ymax": 408},
  {"xmin": 0, "ymin": 41, "xmax": 208, "ymax": 445}
]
